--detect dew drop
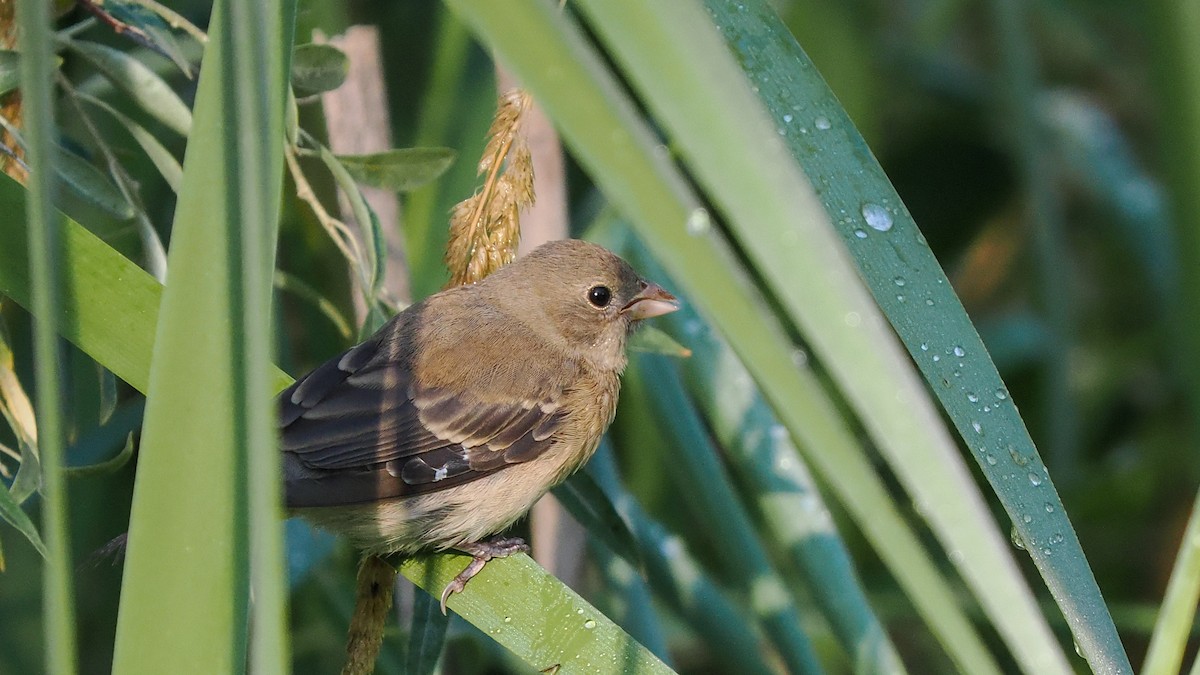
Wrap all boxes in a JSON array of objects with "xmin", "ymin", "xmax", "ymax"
[
  {"xmin": 844, "ymin": 311, "xmax": 862, "ymax": 327},
  {"xmin": 1010, "ymin": 526, "xmax": 1026, "ymax": 551},
  {"xmin": 853, "ymin": 228, "xmax": 868, "ymax": 239},
  {"xmin": 814, "ymin": 115, "xmax": 831, "ymax": 130},
  {"xmin": 782, "ymin": 113, "xmax": 794, "ymax": 123},
  {"xmin": 790, "ymin": 349, "xmax": 809, "ymax": 368},
  {"xmin": 985, "ymin": 454, "xmax": 997, "ymax": 466},
  {"xmin": 971, "ymin": 420, "xmax": 983, "ymax": 434},
  {"xmin": 1042, "ymin": 547, "xmax": 1052, "ymax": 556},
  {"xmin": 995, "ymin": 388, "xmax": 1008, "ymax": 400},
  {"xmin": 896, "ymin": 294, "xmax": 906, "ymax": 303},
  {"xmin": 982, "ymin": 405, "xmax": 991, "ymax": 412},
  {"xmin": 893, "ymin": 276, "xmax": 906, "ymax": 287},
  {"xmin": 583, "ymin": 619, "xmax": 596, "ymax": 630},
  {"xmin": 1050, "ymin": 532, "xmax": 1064, "ymax": 544},
  {"xmin": 1074, "ymin": 641, "xmax": 1085, "ymax": 658},
  {"xmin": 1028, "ymin": 472, "xmax": 1043, "ymax": 486},
  {"xmin": 686, "ymin": 208, "xmax": 711, "ymax": 235},
  {"xmin": 861, "ymin": 202, "xmax": 894, "ymax": 231},
  {"xmin": 504, "ymin": 616, "xmax": 512, "ymax": 624},
  {"xmin": 953, "ymin": 346, "xmax": 966, "ymax": 357},
  {"xmin": 932, "ymin": 354, "xmax": 941, "ymax": 362},
  {"xmin": 920, "ymin": 342, "xmax": 929, "ymax": 351},
  {"xmin": 925, "ymin": 298, "xmax": 935, "ymax": 306},
  {"xmin": 1022, "ymin": 514, "xmax": 1032, "ymax": 523},
  {"xmin": 1045, "ymin": 502, "xmax": 1055, "ymax": 513},
  {"xmin": 966, "ymin": 392, "xmax": 979, "ymax": 403}
]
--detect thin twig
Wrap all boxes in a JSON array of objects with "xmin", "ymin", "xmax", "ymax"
[{"xmin": 284, "ymin": 145, "xmax": 370, "ymax": 292}]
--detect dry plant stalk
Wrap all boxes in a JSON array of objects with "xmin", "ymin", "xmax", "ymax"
[
  {"xmin": 340, "ymin": 555, "xmax": 397, "ymax": 675},
  {"xmin": 444, "ymin": 89, "xmax": 535, "ymax": 287}
]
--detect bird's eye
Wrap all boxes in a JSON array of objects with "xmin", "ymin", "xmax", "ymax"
[{"xmin": 587, "ymin": 285, "xmax": 612, "ymax": 308}]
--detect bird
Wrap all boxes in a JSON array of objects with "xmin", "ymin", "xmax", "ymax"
[{"xmin": 279, "ymin": 239, "xmax": 679, "ymax": 611}]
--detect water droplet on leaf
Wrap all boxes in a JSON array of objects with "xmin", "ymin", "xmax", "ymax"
[{"xmin": 861, "ymin": 202, "xmax": 893, "ymax": 231}]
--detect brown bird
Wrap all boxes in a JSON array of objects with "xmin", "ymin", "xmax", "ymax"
[{"xmin": 279, "ymin": 239, "xmax": 678, "ymax": 610}]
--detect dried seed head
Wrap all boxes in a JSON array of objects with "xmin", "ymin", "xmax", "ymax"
[{"xmin": 445, "ymin": 89, "xmax": 536, "ymax": 288}]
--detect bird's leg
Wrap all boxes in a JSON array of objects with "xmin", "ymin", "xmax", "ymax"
[{"xmin": 439, "ymin": 536, "xmax": 530, "ymax": 614}]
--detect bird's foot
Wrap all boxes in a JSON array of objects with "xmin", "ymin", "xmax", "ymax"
[{"xmin": 439, "ymin": 536, "xmax": 530, "ymax": 614}]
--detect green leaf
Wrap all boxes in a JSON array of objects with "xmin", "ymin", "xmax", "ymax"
[
  {"xmin": 334, "ymin": 147, "xmax": 456, "ymax": 192},
  {"xmin": 290, "ymin": 43, "xmax": 348, "ymax": 96},
  {"xmin": 66, "ymin": 39, "xmax": 193, "ymax": 136},
  {"xmin": 0, "ymin": 50, "xmax": 19, "ymax": 97},
  {"xmin": 0, "ymin": 484, "xmax": 48, "ymax": 559},
  {"xmin": 54, "ymin": 147, "xmax": 135, "ymax": 220},
  {"xmin": 78, "ymin": 93, "xmax": 183, "ymax": 194},
  {"xmin": 65, "ymin": 432, "xmax": 134, "ymax": 478},
  {"xmin": 405, "ymin": 591, "xmax": 449, "ymax": 675},
  {"xmin": 98, "ymin": 0, "xmax": 194, "ymax": 77},
  {"xmin": 110, "ymin": 0, "xmax": 291, "ymax": 671},
  {"xmin": 399, "ymin": 553, "xmax": 673, "ymax": 674}
]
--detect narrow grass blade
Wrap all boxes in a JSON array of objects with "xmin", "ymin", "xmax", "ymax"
[
  {"xmin": 553, "ymin": 471, "xmax": 641, "ymax": 569},
  {"xmin": 590, "ymin": 546, "xmax": 671, "ymax": 666},
  {"xmin": 405, "ymin": 591, "xmax": 449, "ymax": 675},
  {"xmin": 623, "ymin": 358, "xmax": 824, "ymax": 674},
  {"xmin": 1141, "ymin": 488, "xmax": 1200, "ymax": 675},
  {"xmin": 587, "ymin": 445, "xmax": 771, "ymax": 675},
  {"xmin": 19, "ymin": 0, "xmax": 77, "ymax": 671}
]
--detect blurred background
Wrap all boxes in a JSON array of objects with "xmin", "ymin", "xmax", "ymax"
[{"xmin": 0, "ymin": 1, "xmax": 1197, "ymax": 673}]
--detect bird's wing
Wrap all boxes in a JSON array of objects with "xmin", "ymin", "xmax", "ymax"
[{"xmin": 279, "ymin": 332, "xmax": 568, "ymax": 507}]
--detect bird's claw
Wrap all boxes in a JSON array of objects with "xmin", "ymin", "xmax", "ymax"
[{"xmin": 439, "ymin": 536, "xmax": 530, "ymax": 615}]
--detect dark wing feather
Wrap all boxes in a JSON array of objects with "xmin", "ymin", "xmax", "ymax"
[{"xmin": 280, "ymin": 330, "xmax": 568, "ymax": 507}]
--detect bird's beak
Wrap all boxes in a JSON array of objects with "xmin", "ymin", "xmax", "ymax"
[{"xmin": 621, "ymin": 282, "xmax": 679, "ymax": 320}]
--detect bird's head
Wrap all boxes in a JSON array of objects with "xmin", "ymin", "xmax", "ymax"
[{"xmin": 486, "ymin": 239, "xmax": 679, "ymax": 371}]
